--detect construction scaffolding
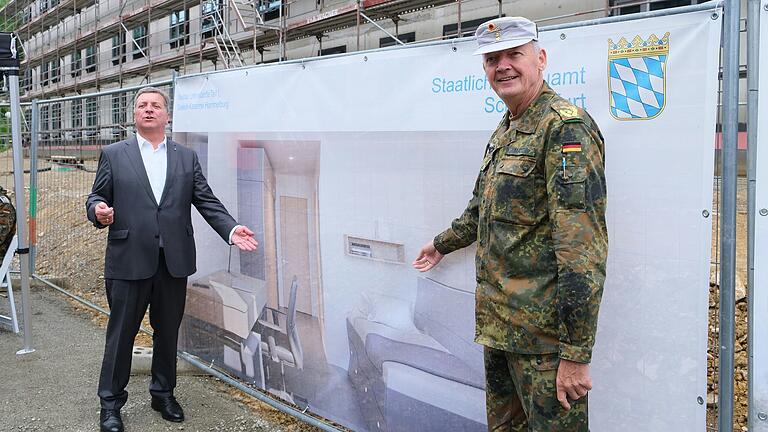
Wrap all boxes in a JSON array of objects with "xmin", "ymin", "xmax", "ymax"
[{"xmin": 0, "ymin": 0, "xmax": 707, "ymax": 102}]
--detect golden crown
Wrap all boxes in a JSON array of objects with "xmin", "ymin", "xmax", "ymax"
[{"xmin": 608, "ymin": 32, "xmax": 669, "ymax": 58}]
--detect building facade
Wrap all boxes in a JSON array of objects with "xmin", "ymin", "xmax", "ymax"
[{"xmin": 0, "ymin": 0, "xmax": 711, "ymax": 148}]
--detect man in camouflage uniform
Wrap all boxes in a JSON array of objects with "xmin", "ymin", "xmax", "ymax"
[
  {"xmin": 0, "ymin": 186, "xmax": 16, "ymax": 259},
  {"xmin": 413, "ymin": 17, "xmax": 607, "ymax": 431}
]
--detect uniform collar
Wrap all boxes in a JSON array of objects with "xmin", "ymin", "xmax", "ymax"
[{"xmin": 504, "ymin": 81, "xmax": 556, "ymax": 134}]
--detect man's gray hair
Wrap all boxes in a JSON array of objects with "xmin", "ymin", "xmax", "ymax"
[{"xmin": 134, "ymin": 86, "xmax": 170, "ymax": 110}]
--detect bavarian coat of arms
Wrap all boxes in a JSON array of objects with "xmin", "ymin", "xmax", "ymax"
[{"xmin": 608, "ymin": 32, "xmax": 669, "ymax": 120}]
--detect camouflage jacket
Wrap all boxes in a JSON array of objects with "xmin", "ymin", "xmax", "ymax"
[
  {"xmin": 0, "ymin": 187, "xmax": 16, "ymax": 259},
  {"xmin": 433, "ymin": 82, "xmax": 608, "ymax": 363}
]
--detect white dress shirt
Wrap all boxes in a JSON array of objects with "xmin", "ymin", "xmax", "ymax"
[
  {"xmin": 135, "ymin": 132, "xmax": 239, "ymax": 244},
  {"xmin": 136, "ymin": 132, "xmax": 167, "ymax": 204}
]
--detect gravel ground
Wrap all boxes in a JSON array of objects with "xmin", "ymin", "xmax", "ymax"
[{"xmin": 0, "ymin": 283, "xmax": 311, "ymax": 432}]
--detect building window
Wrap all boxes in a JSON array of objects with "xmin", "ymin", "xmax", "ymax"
[
  {"xmin": 23, "ymin": 68, "xmax": 32, "ymax": 92},
  {"xmin": 51, "ymin": 103, "xmax": 61, "ymax": 139},
  {"xmin": 132, "ymin": 25, "xmax": 147, "ymax": 59},
  {"xmin": 51, "ymin": 103, "xmax": 61, "ymax": 129},
  {"xmin": 86, "ymin": 97, "xmax": 98, "ymax": 128},
  {"xmin": 170, "ymin": 10, "xmax": 190, "ymax": 48},
  {"xmin": 71, "ymin": 50, "xmax": 81, "ymax": 77},
  {"xmin": 319, "ymin": 45, "xmax": 346, "ymax": 56},
  {"xmin": 650, "ymin": 0, "xmax": 698, "ymax": 10},
  {"xmin": 71, "ymin": 99, "xmax": 82, "ymax": 129},
  {"xmin": 610, "ymin": 0, "xmax": 699, "ymax": 15},
  {"xmin": 40, "ymin": 104, "xmax": 49, "ymax": 132},
  {"xmin": 38, "ymin": 0, "xmax": 48, "ymax": 13},
  {"xmin": 379, "ymin": 31, "xmax": 415, "ymax": 48},
  {"xmin": 111, "ymin": 93, "xmax": 126, "ymax": 125},
  {"xmin": 257, "ymin": 0, "xmax": 282, "ymax": 21},
  {"xmin": 201, "ymin": 0, "xmax": 223, "ymax": 39},
  {"xmin": 85, "ymin": 45, "xmax": 97, "ymax": 73},
  {"xmin": 50, "ymin": 0, "xmax": 59, "ymax": 6},
  {"xmin": 50, "ymin": 59, "xmax": 60, "ymax": 84},
  {"xmin": 112, "ymin": 33, "xmax": 126, "ymax": 65},
  {"xmin": 443, "ymin": 15, "xmax": 500, "ymax": 39},
  {"xmin": 40, "ymin": 62, "xmax": 49, "ymax": 86}
]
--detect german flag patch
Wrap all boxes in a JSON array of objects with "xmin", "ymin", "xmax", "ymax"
[{"xmin": 562, "ymin": 142, "xmax": 582, "ymax": 153}]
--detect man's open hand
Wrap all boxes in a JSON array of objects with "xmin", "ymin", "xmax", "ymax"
[{"xmin": 231, "ymin": 225, "xmax": 258, "ymax": 251}]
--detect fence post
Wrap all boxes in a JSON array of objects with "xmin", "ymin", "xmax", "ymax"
[
  {"xmin": 720, "ymin": 0, "xmax": 740, "ymax": 430},
  {"xmin": 7, "ymin": 61, "xmax": 34, "ymax": 355},
  {"xmin": 747, "ymin": 0, "xmax": 761, "ymax": 430},
  {"xmin": 29, "ymin": 100, "xmax": 38, "ymax": 273}
]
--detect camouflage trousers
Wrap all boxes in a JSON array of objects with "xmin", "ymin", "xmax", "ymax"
[{"xmin": 484, "ymin": 347, "xmax": 588, "ymax": 432}]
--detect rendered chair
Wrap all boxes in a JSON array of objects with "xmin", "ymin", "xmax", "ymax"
[
  {"xmin": 0, "ymin": 235, "xmax": 18, "ymax": 333},
  {"xmin": 257, "ymin": 276, "xmax": 304, "ymax": 403}
]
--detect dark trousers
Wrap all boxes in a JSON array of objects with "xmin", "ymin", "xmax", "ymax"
[{"xmin": 97, "ymin": 250, "xmax": 188, "ymax": 410}]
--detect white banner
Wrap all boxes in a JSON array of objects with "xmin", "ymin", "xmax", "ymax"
[
  {"xmin": 753, "ymin": 2, "xmax": 768, "ymax": 430},
  {"xmin": 174, "ymin": 7, "xmax": 721, "ymax": 432}
]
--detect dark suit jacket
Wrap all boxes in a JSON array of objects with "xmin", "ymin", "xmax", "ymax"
[{"xmin": 86, "ymin": 136, "xmax": 237, "ymax": 280}]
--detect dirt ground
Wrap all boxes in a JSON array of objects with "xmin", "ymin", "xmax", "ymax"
[{"xmin": 0, "ymin": 150, "xmax": 753, "ymax": 431}]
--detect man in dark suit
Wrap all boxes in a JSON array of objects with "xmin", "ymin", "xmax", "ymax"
[{"xmin": 86, "ymin": 86, "xmax": 258, "ymax": 432}]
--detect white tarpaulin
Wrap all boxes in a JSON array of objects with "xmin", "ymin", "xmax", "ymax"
[
  {"xmin": 173, "ymin": 7, "xmax": 721, "ymax": 432},
  {"xmin": 753, "ymin": 2, "xmax": 768, "ymax": 430}
]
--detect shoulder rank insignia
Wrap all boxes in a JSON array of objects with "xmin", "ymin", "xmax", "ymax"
[{"xmin": 551, "ymin": 101, "xmax": 582, "ymax": 123}]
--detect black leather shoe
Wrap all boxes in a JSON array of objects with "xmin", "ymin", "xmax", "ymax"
[
  {"xmin": 151, "ymin": 395, "xmax": 184, "ymax": 422},
  {"xmin": 99, "ymin": 409, "xmax": 124, "ymax": 432}
]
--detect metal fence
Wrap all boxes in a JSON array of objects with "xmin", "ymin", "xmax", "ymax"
[{"xmin": 28, "ymin": 81, "xmax": 172, "ymax": 284}]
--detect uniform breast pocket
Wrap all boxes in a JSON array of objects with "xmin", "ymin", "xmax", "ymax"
[
  {"xmin": 556, "ymin": 168, "xmax": 587, "ymax": 211},
  {"xmin": 491, "ymin": 156, "xmax": 539, "ymax": 225}
]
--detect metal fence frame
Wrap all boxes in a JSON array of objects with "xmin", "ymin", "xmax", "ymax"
[{"xmin": 6, "ymin": 2, "xmax": 749, "ymax": 431}]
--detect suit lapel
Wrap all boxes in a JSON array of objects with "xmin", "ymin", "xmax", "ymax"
[
  {"xmin": 159, "ymin": 139, "xmax": 179, "ymax": 206},
  {"xmin": 123, "ymin": 136, "xmax": 158, "ymax": 206}
]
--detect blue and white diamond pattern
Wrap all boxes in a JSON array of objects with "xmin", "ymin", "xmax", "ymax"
[{"xmin": 609, "ymin": 55, "xmax": 666, "ymax": 120}]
